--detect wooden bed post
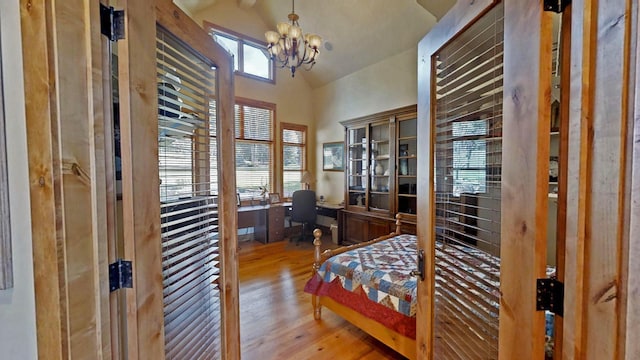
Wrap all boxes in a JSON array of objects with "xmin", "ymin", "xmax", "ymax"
[
  {"xmin": 312, "ymin": 228, "xmax": 323, "ymax": 320},
  {"xmin": 394, "ymin": 214, "xmax": 402, "ymax": 235}
]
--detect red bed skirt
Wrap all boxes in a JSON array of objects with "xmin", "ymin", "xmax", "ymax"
[{"xmin": 304, "ymin": 274, "xmax": 416, "ymax": 339}]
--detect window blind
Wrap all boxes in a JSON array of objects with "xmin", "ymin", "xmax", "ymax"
[
  {"xmin": 282, "ymin": 123, "xmax": 307, "ymax": 198},
  {"xmin": 433, "ymin": 2, "xmax": 503, "ymax": 359},
  {"xmin": 157, "ymin": 26, "xmax": 222, "ymax": 359},
  {"xmin": 235, "ymin": 101, "xmax": 274, "ymax": 199}
]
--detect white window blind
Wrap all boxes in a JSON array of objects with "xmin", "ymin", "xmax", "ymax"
[
  {"xmin": 282, "ymin": 123, "xmax": 307, "ymax": 198},
  {"xmin": 433, "ymin": 2, "xmax": 503, "ymax": 359},
  {"xmin": 235, "ymin": 100, "xmax": 274, "ymax": 199},
  {"xmin": 157, "ymin": 26, "xmax": 222, "ymax": 359}
]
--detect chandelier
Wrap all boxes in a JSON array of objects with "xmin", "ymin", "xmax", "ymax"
[{"xmin": 264, "ymin": 0, "xmax": 322, "ymax": 77}]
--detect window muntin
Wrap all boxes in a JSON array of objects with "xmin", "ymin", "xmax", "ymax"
[
  {"xmin": 208, "ymin": 23, "xmax": 274, "ymax": 83},
  {"xmin": 281, "ymin": 124, "xmax": 307, "ymax": 198}
]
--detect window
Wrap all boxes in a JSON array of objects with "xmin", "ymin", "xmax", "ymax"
[
  {"xmin": 207, "ymin": 22, "xmax": 274, "ymax": 83},
  {"xmin": 235, "ymin": 98, "xmax": 274, "ymax": 199},
  {"xmin": 281, "ymin": 123, "xmax": 307, "ymax": 198},
  {"xmin": 451, "ymin": 120, "xmax": 487, "ymax": 196}
]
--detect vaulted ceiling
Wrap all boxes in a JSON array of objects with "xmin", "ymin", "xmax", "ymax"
[{"xmin": 174, "ymin": 0, "xmax": 456, "ymax": 88}]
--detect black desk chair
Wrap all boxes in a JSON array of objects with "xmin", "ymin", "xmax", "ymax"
[{"xmin": 289, "ymin": 190, "xmax": 317, "ymax": 244}]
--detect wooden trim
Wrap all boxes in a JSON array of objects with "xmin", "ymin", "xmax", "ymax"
[
  {"xmin": 417, "ymin": 1, "xmax": 497, "ymax": 359},
  {"xmin": 562, "ymin": 0, "xmax": 635, "ymax": 357},
  {"xmin": 22, "ymin": 0, "xmax": 112, "ymax": 357},
  {"xmin": 0, "ymin": 28, "xmax": 12, "ymax": 290},
  {"xmin": 155, "ymin": 1, "xmax": 239, "ymax": 358},
  {"xmin": 553, "ymin": 5, "xmax": 573, "ymax": 358},
  {"xmin": 339, "ymin": 104, "xmax": 416, "ymax": 128},
  {"xmin": 319, "ymin": 296, "xmax": 416, "ymax": 360},
  {"xmin": 500, "ymin": 1, "xmax": 552, "ymax": 358},
  {"xmin": 20, "ymin": 0, "xmax": 65, "ymax": 356},
  {"xmin": 626, "ymin": 0, "xmax": 640, "ymax": 356},
  {"xmin": 117, "ymin": 0, "xmax": 161, "ymax": 357}
]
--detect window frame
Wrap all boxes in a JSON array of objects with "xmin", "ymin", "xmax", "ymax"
[
  {"xmin": 205, "ymin": 22, "xmax": 276, "ymax": 84},
  {"xmin": 280, "ymin": 122, "xmax": 308, "ymax": 200},
  {"xmin": 235, "ymin": 97, "xmax": 276, "ymax": 200}
]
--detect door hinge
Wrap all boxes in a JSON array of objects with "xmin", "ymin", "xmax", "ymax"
[
  {"xmin": 536, "ymin": 278, "xmax": 564, "ymax": 316},
  {"xmin": 544, "ymin": 0, "xmax": 571, "ymax": 13},
  {"xmin": 100, "ymin": 4, "xmax": 125, "ymax": 41},
  {"xmin": 109, "ymin": 259, "xmax": 133, "ymax": 292}
]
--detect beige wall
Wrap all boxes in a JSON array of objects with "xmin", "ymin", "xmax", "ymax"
[
  {"xmin": 313, "ymin": 48, "xmax": 418, "ymax": 204},
  {"xmin": 0, "ymin": 0, "xmax": 38, "ymax": 358},
  {"xmin": 190, "ymin": 0, "xmax": 317, "ymax": 196}
]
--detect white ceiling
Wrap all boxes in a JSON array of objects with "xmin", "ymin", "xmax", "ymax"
[{"xmin": 175, "ymin": 0, "xmax": 456, "ymax": 88}]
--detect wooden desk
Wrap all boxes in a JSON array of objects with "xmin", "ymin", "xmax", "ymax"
[
  {"xmin": 237, "ymin": 205, "xmax": 268, "ymax": 243},
  {"xmin": 237, "ymin": 203, "xmax": 291, "ymax": 243},
  {"xmin": 316, "ymin": 202, "xmax": 344, "ymax": 244}
]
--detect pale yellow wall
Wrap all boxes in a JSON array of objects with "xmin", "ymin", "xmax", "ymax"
[
  {"xmin": 191, "ymin": 0, "xmax": 316, "ymax": 196},
  {"xmin": 313, "ymin": 48, "xmax": 418, "ymax": 204},
  {"xmin": 0, "ymin": 0, "xmax": 38, "ymax": 358}
]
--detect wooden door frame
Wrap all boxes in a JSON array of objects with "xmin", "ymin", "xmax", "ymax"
[
  {"xmin": 562, "ymin": 0, "xmax": 638, "ymax": 358},
  {"xmin": 21, "ymin": 0, "xmax": 238, "ymax": 358},
  {"xmin": 20, "ymin": 0, "xmax": 113, "ymax": 357},
  {"xmin": 417, "ymin": 1, "xmax": 553, "ymax": 358}
]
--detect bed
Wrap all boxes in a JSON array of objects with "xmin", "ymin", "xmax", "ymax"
[{"xmin": 304, "ymin": 215, "xmax": 418, "ymax": 359}]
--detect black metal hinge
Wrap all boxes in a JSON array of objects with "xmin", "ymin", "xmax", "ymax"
[
  {"xmin": 100, "ymin": 4, "xmax": 125, "ymax": 41},
  {"xmin": 536, "ymin": 278, "xmax": 564, "ymax": 316},
  {"xmin": 109, "ymin": 259, "xmax": 133, "ymax": 292},
  {"xmin": 544, "ymin": 0, "xmax": 571, "ymax": 13}
]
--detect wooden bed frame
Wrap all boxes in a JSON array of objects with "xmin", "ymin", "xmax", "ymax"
[{"xmin": 310, "ymin": 214, "xmax": 417, "ymax": 360}]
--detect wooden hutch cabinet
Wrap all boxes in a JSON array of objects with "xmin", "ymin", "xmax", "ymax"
[{"xmin": 340, "ymin": 105, "xmax": 417, "ymax": 243}]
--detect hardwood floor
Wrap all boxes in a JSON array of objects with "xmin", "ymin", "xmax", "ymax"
[{"xmin": 238, "ymin": 237, "xmax": 406, "ymax": 360}]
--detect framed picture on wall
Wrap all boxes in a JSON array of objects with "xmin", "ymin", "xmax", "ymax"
[{"xmin": 323, "ymin": 142, "xmax": 344, "ymax": 171}]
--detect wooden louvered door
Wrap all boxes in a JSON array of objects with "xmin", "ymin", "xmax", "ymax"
[
  {"xmin": 417, "ymin": 1, "xmax": 554, "ymax": 359},
  {"xmin": 114, "ymin": 1, "xmax": 238, "ymax": 358},
  {"xmin": 156, "ymin": 27, "xmax": 224, "ymax": 359}
]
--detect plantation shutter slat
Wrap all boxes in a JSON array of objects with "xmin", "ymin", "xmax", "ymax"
[
  {"xmin": 433, "ymin": 3, "xmax": 504, "ymax": 359},
  {"xmin": 157, "ymin": 26, "xmax": 222, "ymax": 360}
]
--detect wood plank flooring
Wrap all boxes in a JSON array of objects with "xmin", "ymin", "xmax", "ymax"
[{"xmin": 238, "ymin": 237, "xmax": 406, "ymax": 360}]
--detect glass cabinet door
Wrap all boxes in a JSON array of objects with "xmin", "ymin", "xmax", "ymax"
[
  {"xmin": 397, "ymin": 117, "xmax": 417, "ymax": 215},
  {"xmin": 347, "ymin": 127, "xmax": 367, "ymax": 207},
  {"xmin": 369, "ymin": 123, "xmax": 390, "ymax": 211}
]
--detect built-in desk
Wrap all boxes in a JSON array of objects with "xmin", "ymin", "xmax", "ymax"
[
  {"xmin": 237, "ymin": 202, "xmax": 291, "ymax": 243},
  {"xmin": 237, "ymin": 202, "xmax": 343, "ymax": 244}
]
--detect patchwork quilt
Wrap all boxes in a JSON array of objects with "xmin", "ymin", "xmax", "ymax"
[{"xmin": 306, "ymin": 234, "xmax": 418, "ymax": 317}]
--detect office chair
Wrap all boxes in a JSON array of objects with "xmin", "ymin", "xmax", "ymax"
[{"xmin": 289, "ymin": 190, "xmax": 317, "ymax": 244}]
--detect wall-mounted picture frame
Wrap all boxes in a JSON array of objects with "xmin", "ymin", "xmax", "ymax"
[
  {"xmin": 269, "ymin": 192, "xmax": 280, "ymax": 204},
  {"xmin": 323, "ymin": 142, "xmax": 344, "ymax": 171}
]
